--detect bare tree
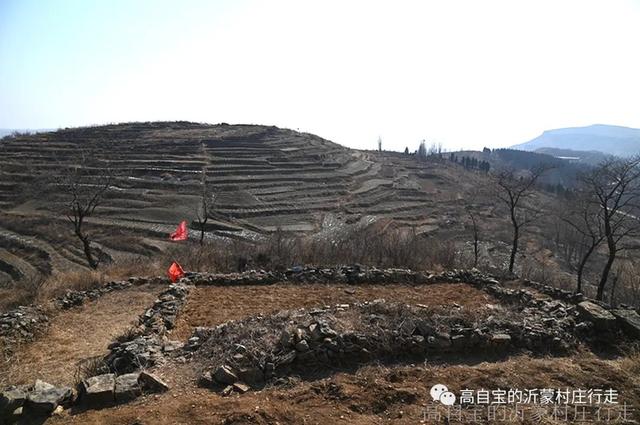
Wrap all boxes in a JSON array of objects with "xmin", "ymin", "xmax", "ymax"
[
  {"xmin": 579, "ymin": 156, "xmax": 640, "ymax": 300},
  {"xmin": 493, "ymin": 166, "xmax": 550, "ymax": 274},
  {"xmin": 560, "ymin": 191, "xmax": 605, "ymax": 294},
  {"xmin": 195, "ymin": 172, "xmax": 216, "ymax": 246},
  {"xmin": 57, "ymin": 151, "xmax": 112, "ymax": 269},
  {"xmin": 467, "ymin": 207, "xmax": 480, "ymax": 268}
]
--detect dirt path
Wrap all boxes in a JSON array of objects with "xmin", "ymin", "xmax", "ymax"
[
  {"xmin": 171, "ymin": 283, "xmax": 495, "ymax": 340},
  {"xmin": 0, "ymin": 284, "xmax": 161, "ymax": 387}
]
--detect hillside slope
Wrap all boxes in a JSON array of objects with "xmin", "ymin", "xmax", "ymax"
[{"xmin": 0, "ymin": 122, "xmax": 491, "ymax": 284}]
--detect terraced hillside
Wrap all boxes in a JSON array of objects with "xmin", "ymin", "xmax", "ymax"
[{"xmin": 0, "ymin": 122, "xmax": 492, "ymax": 285}]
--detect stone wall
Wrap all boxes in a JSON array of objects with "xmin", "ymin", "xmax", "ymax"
[
  {"xmin": 104, "ymin": 283, "xmax": 190, "ymax": 374},
  {"xmin": 56, "ymin": 276, "xmax": 167, "ymax": 309},
  {"xmin": 520, "ymin": 278, "xmax": 640, "ymax": 339},
  {"xmin": 185, "ymin": 266, "xmax": 499, "ymax": 286}
]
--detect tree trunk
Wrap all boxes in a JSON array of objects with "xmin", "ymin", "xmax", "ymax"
[
  {"xmin": 509, "ymin": 226, "xmax": 519, "ymax": 274},
  {"xmin": 597, "ymin": 250, "xmax": 616, "ymax": 301},
  {"xmin": 76, "ymin": 230, "xmax": 98, "ymax": 269},
  {"xmin": 597, "ymin": 215, "xmax": 616, "ymax": 301},
  {"xmin": 609, "ymin": 274, "xmax": 619, "ymax": 306},
  {"xmin": 198, "ymin": 211, "xmax": 208, "ymax": 246},
  {"xmin": 473, "ymin": 232, "xmax": 479, "ymax": 268},
  {"xmin": 576, "ymin": 243, "xmax": 597, "ymax": 294}
]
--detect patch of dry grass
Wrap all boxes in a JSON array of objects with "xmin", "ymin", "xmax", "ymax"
[{"xmin": 618, "ymin": 345, "xmax": 640, "ymax": 377}]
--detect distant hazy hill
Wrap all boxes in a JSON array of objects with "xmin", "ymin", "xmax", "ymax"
[
  {"xmin": 533, "ymin": 147, "xmax": 610, "ymax": 166},
  {"xmin": 513, "ymin": 124, "xmax": 640, "ymax": 157}
]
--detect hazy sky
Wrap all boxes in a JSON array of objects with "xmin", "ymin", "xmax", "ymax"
[{"xmin": 1, "ymin": 0, "xmax": 639, "ymax": 151}]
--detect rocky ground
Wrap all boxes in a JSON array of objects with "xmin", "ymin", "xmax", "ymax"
[
  {"xmin": 44, "ymin": 354, "xmax": 640, "ymax": 425},
  {"xmin": 1, "ymin": 267, "xmax": 639, "ymax": 424}
]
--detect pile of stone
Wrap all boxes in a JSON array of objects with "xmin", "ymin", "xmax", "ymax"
[
  {"xmin": 104, "ymin": 335, "xmax": 164, "ymax": 374},
  {"xmin": 428, "ymin": 268, "xmax": 501, "ymax": 286},
  {"xmin": 519, "ymin": 279, "xmax": 640, "ymax": 339},
  {"xmin": 486, "ymin": 282, "xmax": 640, "ymax": 341},
  {"xmin": 194, "ymin": 298, "xmax": 578, "ymax": 394},
  {"xmin": 0, "ymin": 305, "xmax": 48, "ymax": 342},
  {"xmin": 295, "ymin": 266, "xmax": 430, "ymax": 284},
  {"xmin": 0, "ymin": 372, "xmax": 168, "ymax": 422}
]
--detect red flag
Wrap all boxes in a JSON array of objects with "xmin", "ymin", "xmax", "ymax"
[
  {"xmin": 167, "ymin": 261, "xmax": 185, "ymax": 283},
  {"xmin": 170, "ymin": 220, "xmax": 188, "ymax": 241}
]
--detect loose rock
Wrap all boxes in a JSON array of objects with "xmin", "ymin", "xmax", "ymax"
[
  {"xmin": 213, "ymin": 365, "xmax": 238, "ymax": 385},
  {"xmin": 577, "ymin": 301, "xmax": 617, "ymax": 330},
  {"xmin": 138, "ymin": 371, "xmax": 169, "ymax": 393},
  {"xmin": 115, "ymin": 373, "xmax": 142, "ymax": 402},
  {"xmin": 24, "ymin": 381, "xmax": 73, "ymax": 416},
  {"xmin": 611, "ymin": 309, "xmax": 640, "ymax": 338},
  {"xmin": 82, "ymin": 374, "xmax": 115, "ymax": 408}
]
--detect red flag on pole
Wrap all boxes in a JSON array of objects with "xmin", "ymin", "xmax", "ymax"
[
  {"xmin": 167, "ymin": 261, "xmax": 185, "ymax": 283},
  {"xmin": 170, "ymin": 220, "xmax": 188, "ymax": 241}
]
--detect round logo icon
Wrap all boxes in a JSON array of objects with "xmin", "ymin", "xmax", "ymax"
[
  {"xmin": 440, "ymin": 391, "xmax": 456, "ymax": 406},
  {"xmin": 430, "ymin": 384, "xmax": 448, "ymax": 401}
]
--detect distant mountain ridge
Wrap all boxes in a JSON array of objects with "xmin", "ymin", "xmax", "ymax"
[{"xmin": 513, "ymin": 124, "xmax": 640, "ymax": 157}]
